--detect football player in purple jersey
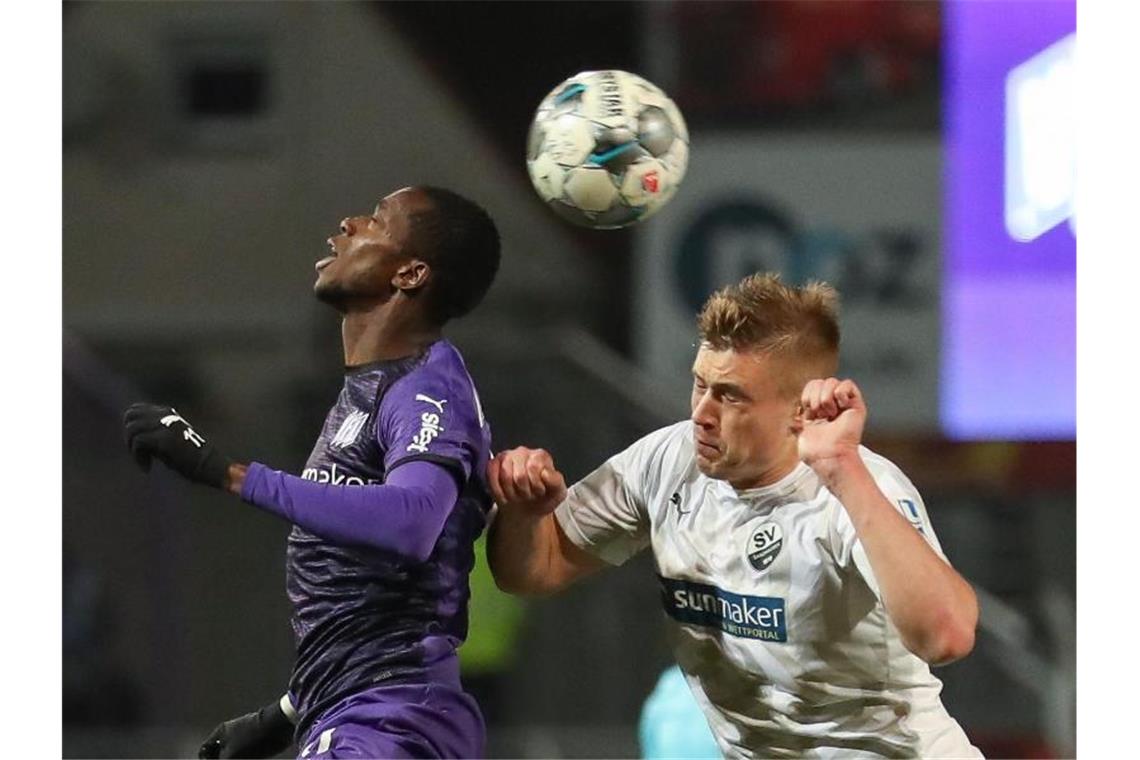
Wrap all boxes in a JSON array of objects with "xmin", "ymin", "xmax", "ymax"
[{"xmin": 124, "ymin": 186, "xmax": 500, "ymax": 759}]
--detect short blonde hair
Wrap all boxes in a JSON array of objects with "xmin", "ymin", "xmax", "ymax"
[{"xmin": 697, "ymin": 273, "xmax": 840, "ymax": 393}]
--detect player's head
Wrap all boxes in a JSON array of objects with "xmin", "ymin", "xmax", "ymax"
[
  {"xmin": 690, "ymin": 273, "xmax": 840, "ymax": 489},
  {"xmin": 315, "ymin": 186, "xmax": 500, "ymax": 325}
]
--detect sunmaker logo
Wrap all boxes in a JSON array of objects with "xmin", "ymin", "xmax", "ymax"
[
  {"xmin": 659, "ymin": 576, "xmax": 787, "ymax": 642},
  {"xmin": 301, "ymin": 463, "xmax": 380, "ymax": 486}
]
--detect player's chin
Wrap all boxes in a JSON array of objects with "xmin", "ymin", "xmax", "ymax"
[
  {"xmin": 313, "ymin": 279, "xmax": 348, "ymax": 310},
  {"xmin": 694, "ymin": 455, "xmax": 718, "ymax": 477}
]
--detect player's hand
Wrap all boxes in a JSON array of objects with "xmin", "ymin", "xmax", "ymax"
[
  {"xmin": 198, "ymin": 699, "xmax": 294, "ymax": 759},
  {"xmin": 795, "ymin": 378, "xmax": 866, "ymax": 478},
  {"xmin": 123, "ymin": 403, "xmax": 233, "ymax": 489},
  {"xmin": 488, "ymin": 447, "xmax": 567, "ymax": 516}
]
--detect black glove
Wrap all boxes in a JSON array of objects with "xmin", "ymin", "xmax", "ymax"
[
  {"xmin": 123, "ymin": 403, "xmax": 233, "ymax": 489},
  {"xmin": 198, "ymin": 699, "xmax": 295, "ymax": 759}
]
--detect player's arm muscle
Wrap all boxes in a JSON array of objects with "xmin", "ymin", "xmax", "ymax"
[
  {"xmin": 836, "ymin": 464, "xmax": 978, "ymax": 665},
  {"xmin": 236, "ymin": 460, "xmax": 459, "ymax": 562},
  {"xmin": 485, "ymin": 448, "xmax": 608, "ymax": 595},
  {"xmin": 488, "ymin": 509, "xmax": 605, "ymax": 596},
  {"xmin": 801, "ymin": 378, "xmax": 977, "ymax": 666}
]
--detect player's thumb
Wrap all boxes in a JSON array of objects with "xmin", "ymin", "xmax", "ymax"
[{"xmin": 540, "ymin": 468, "xmax": 567, "ymax": 502}]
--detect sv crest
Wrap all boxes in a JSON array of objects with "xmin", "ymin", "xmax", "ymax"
[{"xmin": 746, "ymin": 521, "xmax": 784, "ymax": 572}]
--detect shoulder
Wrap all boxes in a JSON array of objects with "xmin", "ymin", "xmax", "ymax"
[
  {"xmin": 826, "ymin": 446, "xmax": 929, "ymax": 548},
  {"xmin": 383, "ymin": 341, "xmax": 478, "ymax": 414},
  {"xmin": 824, "ymin": 447, "xmax": 919, "ymax": 547},
  {"xmin": 606, "ymin": 420, "xmax": 695, "ymax": 503},
  {"xmin": 614, "ymin": 420, "xmax": 693, "ymax": 469}
]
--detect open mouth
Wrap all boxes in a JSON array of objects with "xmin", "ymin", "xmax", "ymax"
[{"xmin": 316, "ymin": 240, "xmax": 339, "ymax": 271}]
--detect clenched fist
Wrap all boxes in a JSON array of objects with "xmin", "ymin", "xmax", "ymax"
[
  {"xmin": 795, "ymin": 377, "xmax": 867, "ymax": 483},
  {"xmin": 123, "ymin": 403, "xmax": 233, "ymax": 489},
  {"xmin": 488, "ymin": 447, "xmax": 567, "ymax": 516}
]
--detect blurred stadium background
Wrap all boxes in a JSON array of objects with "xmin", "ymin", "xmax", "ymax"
[{"xmin": 62, "ymin": 1, "xmax": 1075, "ymax": 758}]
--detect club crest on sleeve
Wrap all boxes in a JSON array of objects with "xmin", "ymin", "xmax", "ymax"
[
  {"xmin": 746, "ymin": 521, "xmax": 783, "ymax": 572},
  {"xmin": 898, "ymin": 499, "xmax": 926, "ymax": 534}
]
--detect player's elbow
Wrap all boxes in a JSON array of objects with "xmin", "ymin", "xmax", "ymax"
[
  {"xmin": 404, "ymin": 515, "xmax": 445, "ymax": 563},
  {"xmin": 407, "ymin": 540, "xmax": 436, "ymax": 565},
  {"xmin": 919, "ymin": 624, "xmax": 975, "ymax": 666},
  {"xmin": 402, "ymin": 523, "xmax": 445, "ymax": 564},
  {"xmin": 909, "ymin": 607, "xmax": 978, "ymax": 666}
]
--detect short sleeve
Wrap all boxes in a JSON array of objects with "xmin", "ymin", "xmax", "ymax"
[
  {"xmin": 378, "ymin": 359, "xmax": 485, "ymax": 484},
  {"xmin": 554, "ymin": 426, "xmax": 679, "ymax": 566},
  {"xmin": 831, "ymin": 455, "xmax": 947, "ymax": 598}
]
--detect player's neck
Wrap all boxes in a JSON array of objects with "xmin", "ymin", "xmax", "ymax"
[
  {"xmin": 728, "ymin": 450, "xmax": 801, "ymax": 492},
  {"xmin": 340, "ymin": 305, "xmax": 441, "ymax": 366}
]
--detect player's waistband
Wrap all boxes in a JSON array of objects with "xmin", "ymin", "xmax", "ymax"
[
  {"xmin": 366, "ymin": 652, "xmax": 461, "ymax": 689},
  {"xmin": 295, "ymin": 654, "xmax": 463, "ymax": 739}
]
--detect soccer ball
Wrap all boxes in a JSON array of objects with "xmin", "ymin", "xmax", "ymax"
[{"xmin": 526, "ymin": 70, "xmax": 689, "ymax": 229}]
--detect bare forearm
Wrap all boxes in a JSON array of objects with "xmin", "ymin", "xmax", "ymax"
[
  {"xmin": 828, "ymin": 454, "xmax": 978, "ymax": 664},
  {"xmin": 487, "ymin": 509, "xmax": 565, "ymax": 596},
  {"xmin": 486, "ymin": 447, "xmax": 609, "ymax": 596}
]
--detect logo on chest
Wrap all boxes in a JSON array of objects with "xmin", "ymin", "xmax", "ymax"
[
  {"xmin": 660, "ymin": 576, "xmax": 787, "ymax": 642},
  {"xmin": 330, "ymin": 410, "xmax": 370, "ymax": 450},
  {"xmin": 669, "ymin": 491, "xmax": 690, "ymax": 516},
  {"xmin": 746, "ymin": 521, "xmax": 783, "ymax": 572}
]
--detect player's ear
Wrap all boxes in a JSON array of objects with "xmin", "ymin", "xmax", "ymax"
[
  {"xmin": 790, "ymin": 400, "xmax": 805, "ymax": 434},
  {"xmin": 789, "ymin": 393, "xmax": 805, "ymax": 434},
  {"xmin": 393, "ymin": 260, "xmax": 430, "ymax": 292}
]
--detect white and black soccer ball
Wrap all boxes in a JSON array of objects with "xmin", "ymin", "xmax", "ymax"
[{"xmin": 526, "ymin": 70, "xmax": 689, "ymax": 229}]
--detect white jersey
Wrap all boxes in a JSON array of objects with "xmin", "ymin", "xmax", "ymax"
[{"xmin": 555, "ymin": 421, "xmax": 981, "ymax": 759}]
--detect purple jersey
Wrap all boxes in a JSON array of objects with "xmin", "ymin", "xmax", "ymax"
[{"xmin": 285, "ymin": 340, "xmax": 492, "ymax": 733}]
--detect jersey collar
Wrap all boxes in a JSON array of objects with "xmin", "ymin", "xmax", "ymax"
[{"xmin": 716, "ymin": 461, "xmax": 814, "ymax": 504}]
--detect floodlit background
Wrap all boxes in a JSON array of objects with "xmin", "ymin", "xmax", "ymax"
[{"xmin": 62, "ymin": 2, "xmax": 1075, "ymax": 758}]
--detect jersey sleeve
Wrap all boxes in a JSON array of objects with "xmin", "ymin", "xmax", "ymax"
[
  {"xmin": 240, "ymin": 459, "xmax": 459, "ymax": 562},
  {"xmin": 554, "ymin": 426, "xmax": 676, "ymax": 566},
  {"xmin": 831, "ymin": 453, "xmax": 948, "ymax": 598},
  {"xmin": 378, "ymin": 361, "xmax": 484, "ymax": 485}
]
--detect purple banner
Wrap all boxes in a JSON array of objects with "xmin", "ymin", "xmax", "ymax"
[{"xmin": 942, "ymin": 0, "xmax": 1076, "ymax": 439}]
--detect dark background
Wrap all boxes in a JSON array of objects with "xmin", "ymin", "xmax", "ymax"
[{"xmin": 62, "ymin": 2, "xmax": 1073, "ymax": 758}]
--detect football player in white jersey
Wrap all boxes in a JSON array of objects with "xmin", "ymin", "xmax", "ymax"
[{"xmin": 487, "ymin": 273, "xmax": 982, "ymax": 758}]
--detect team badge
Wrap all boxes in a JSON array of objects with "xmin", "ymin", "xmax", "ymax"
[
  {"xmin": 330, "ymin": 410, "xmax": 369, "ymax": 449},
  {"xmin": 746, "ymin": 521, "xmax": 783, "ymax": 572},
  {"xmin": 898, "ymin": 499, "xmax": 926, "ymax": 534}
]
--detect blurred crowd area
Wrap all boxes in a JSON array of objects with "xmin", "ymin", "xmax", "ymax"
[{"xmin": 63, "ymin": 2, "xmax": 1074, "ymax": 758}]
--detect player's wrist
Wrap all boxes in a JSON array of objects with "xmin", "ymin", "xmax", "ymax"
[
  {"xmin": 502, "ymin": 497, "xmax": 560, "ymax": 519},
  {"xmin": 198, "ymin": 697, "xmax": 295, "ymax": 760},
  {"xmin": 810, "ymin": 447, "xmax": 866, "ymax": 493},
  {"xmin": 257, "ymin": 697, "xmax": 295, "ymax": 735},
  {"xmin": 225, "ymin": 462, "xmax": 250, "ymax": 495},
  {"xmin": 277, "ymin": 693, "xmax": 298, "ymax": 725}
]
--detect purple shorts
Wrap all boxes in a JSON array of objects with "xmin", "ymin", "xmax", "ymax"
[{"xmin": 298, "ymin": 682, "xmax": 485, "ymax": 759}]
